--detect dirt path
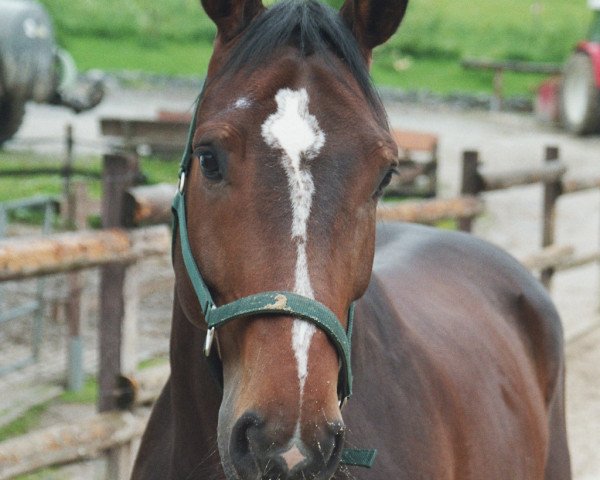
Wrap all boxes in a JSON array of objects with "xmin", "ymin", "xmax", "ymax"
[{"xmin": 4, "ymin": 86, "xmax": 600, "ymax": 478}]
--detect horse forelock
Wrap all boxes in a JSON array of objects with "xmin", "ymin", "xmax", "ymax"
[{"xmin": 207, "ymin": 0, "xmax": 388, "ymax": 129}]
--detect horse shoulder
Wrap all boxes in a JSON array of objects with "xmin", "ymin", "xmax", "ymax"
[
  {"xmin": 373, "ymin": 222, "xmax": 564, "ymax": 403},
  {"xmin": 348, "ymin": 223, "xmax": 567, "ymax": 478}
]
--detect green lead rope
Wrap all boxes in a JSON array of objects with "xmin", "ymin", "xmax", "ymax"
[
  {"xmin": 341, "ymin": 449, "xmax": 378, "ymax": 468},
  {"xmin": 172, "ymin": 100, "xmax": 377, "ymax": 469}
]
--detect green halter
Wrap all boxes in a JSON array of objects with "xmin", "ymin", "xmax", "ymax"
[{"xmin": 171, "ymin": 101, "xmax": 376, "ymax": 469}]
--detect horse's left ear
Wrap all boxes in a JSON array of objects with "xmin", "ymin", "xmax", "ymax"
[
  {"xmin": 201, "ymin": 0, "xmax": 265, "ymax": 43},
  {"xmin": 340, "ymin": 0, "xmax": 409, "ymax": 60}
]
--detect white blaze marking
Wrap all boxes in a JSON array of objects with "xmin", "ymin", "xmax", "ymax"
[
  {"xmin": 233, "ymin": 97, "xmax": 251, "ymax": 109},
  {"xmin": 261, "ymin": 88, "xmax": 325, "ymax": 408},
  {"xmin": 280, "ymin": 443, "xmax": 306, "ymax": 471}
]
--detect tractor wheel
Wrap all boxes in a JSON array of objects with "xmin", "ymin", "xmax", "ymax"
[
  {"xmin": 0, "ymin": 96, "xmax": 26, "ymax": 147},
  {"xmin": 560, "ymin": 52, "xmax": 600, "ymax": 135}
]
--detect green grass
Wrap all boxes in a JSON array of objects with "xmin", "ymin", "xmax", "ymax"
[
  {"xmin": 35, "ymin": 0, "xmax": 595, "ymax": 96},
  {"xmin": 390, "ymin": 0, "xmax": 590, "ymax": 63},
  {"xmin": 138, "ymin": 357, "xmax": 169, "ymax": 370},
  {"xmin": 0, "ymin": 404, "xmax": 48, "ymax": 442},
  {"xmin": 13, "ymin": 469, "xmax": 62, "ymax": 480},
  {"xmin": 371, "ymin": 56, "xmax": 549, "ymax": 96},
  {"xmin": 0, "ymin": 152, "xmax": 101, "ymax": 202},
  {"xmin": 0, "ymin": 151, "xmax": 178, "ymax": 205},
  {"xmin": 59, "ymin": 377, "xmax": 98, "ymax": 404},
  {"xmin": 64, "ymin": 36, "xmax": 214, "ymax": 76}
]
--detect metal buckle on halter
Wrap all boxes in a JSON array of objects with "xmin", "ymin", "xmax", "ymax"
[
  {"xmin": 339, "ymin": 396, "xmax": 348, "ymax": 410},
  {"xmin": 178, "ymin": 171, "xmax": 186, "ymax": 193},
  {"xmin": 204, "ymin": 327, "xmax": 215, "ymax": 357}
]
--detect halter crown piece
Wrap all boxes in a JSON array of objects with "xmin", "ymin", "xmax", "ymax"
[{"xmin": 171, "ymin": 101, "xmax": 377, "ymax": 469}]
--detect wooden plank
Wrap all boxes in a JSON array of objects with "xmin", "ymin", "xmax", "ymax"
[
  {"xmin": 541, "ymin": 147, "xmax": 561, "ymax": 288},
  {"xmin": 520, "ymin": 245, "xmax": 575, "ymax": 271},
  {"xmin": 459, "ymin": 151, "xmax": 483, "ymax": 231},
  {"xmin": 99, "ymin": 153, "xmax": 140, "ymax": 478},
  {"xmin": 116, "ymin": 364, "xmax": 170, "ymax": 409},
  {"xmin": 562, "ymin": 177, "xmax": 600, "ymax": 194},
  {"xmin": 100, "ymin": 118, "xmax": 189, "ymax": 154},
  {"xmin": 481, "ymin": 162, "xmax": 566, "ymax": 192},
  {"xmin": 376, "ymin": 196, "xmax": 484, "ymax": 224},
  {"xmin": 0, "ymin": 410, "xmax": 149, "ymax": 480},
  {"xmin": 0, "ymin": 167, "xmax": 100, "ymax": 179},
  {"xmin": 124, "ymin": 184, "xmax": 177, "ymax": 227},
  {"xmin": 461, "ymin": 58, "xmax": 562, "ymax": 74},
  {"xmin": 0, "ymin": 226, "xmax": 170, "ymax": 281},
  {"xmin": 391, "ymin": 129, "xmax": 438, "ymax": 154},
  {"xmin": 556, "ymin": 251, "xmax": 600, "ymax": 271}
]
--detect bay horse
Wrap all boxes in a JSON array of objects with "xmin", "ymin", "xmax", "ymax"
[{"xmin": 132, "ymin": 0, "xmax": 572, "ymax": 478}]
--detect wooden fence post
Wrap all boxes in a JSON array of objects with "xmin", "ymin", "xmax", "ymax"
[
  {"xmin": 63, "ymin": 124, "xmax": 75, "ymax": 229},
  {"xmin": 541, "ymin": 146, "xmax": 562, "ymax": 289},
  {"xmin": 99, "ymin": 152, "xmax": 140, "ymax": 479},
  {"xmin": 63, "ymin": 126, "xmax": 86, "ymax": 392},
  {"xmin": 459, "ymin": 150, "xmax": 482, "ymax": 232}
]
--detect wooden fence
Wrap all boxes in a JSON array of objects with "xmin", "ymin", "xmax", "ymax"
[
  {"xmin": 100, "ymin": 114, "xmax": 439, "ymax": 198},
  {"xmin": 0, "ymin": 149, "xmax": 485, "ymax": 479},
  {"xmin": 2, "ymin": 145, "xmax": 599, "ymax": 478},
  {"xmin": 461, "ymin": 58, "xmax": 563, "ymax": 111},
  {"xmin": 460, "ymin": 145, "xmax": 600, "ymax": 290}
]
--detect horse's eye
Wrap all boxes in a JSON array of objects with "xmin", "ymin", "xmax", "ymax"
[
  {"xmin": 198, "ymin": 151, "xmax": 222, "ymax": 181},
  {"xmin": 374, "ymin": 166, "xmax": 398, "ymax": 198}
]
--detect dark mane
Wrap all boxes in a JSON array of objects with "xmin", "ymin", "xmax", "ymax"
[{"xmin": 217, "ymin": 0, "xmax": 388, "ymax": 127}]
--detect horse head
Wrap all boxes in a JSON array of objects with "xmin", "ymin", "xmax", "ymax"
[{"xmin": 174, "ymin": 1, "xmax": 408, "ymax": 478}]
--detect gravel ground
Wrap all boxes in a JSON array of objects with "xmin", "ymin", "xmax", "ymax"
[{"xmin": 2, "ymin": 85, "xmax": 599, "ymax": 479}]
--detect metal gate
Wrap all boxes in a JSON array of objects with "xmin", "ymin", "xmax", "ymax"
[{"xmin": 0, "ymin": 196, "xmax": 57, "ymax": 375}]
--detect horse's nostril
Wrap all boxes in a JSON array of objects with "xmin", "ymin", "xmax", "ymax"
[
  {"xmin": 323, "ymin": 420, "xmax": 345, "ymax": 465},
  {"xmin": 229, "ymin": 412, "xmax": 263, "ymax": 477}
]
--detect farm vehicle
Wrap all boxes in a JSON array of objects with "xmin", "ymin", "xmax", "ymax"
[
  {"xmin": 560, "ymin": 0, "xmax": 600, "ymax": 134},
  {"xmin": 0, "ymin": 0, "xmax": 104, "ymax": 146}
]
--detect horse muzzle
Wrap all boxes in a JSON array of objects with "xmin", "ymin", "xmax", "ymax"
[{"xmin": 228, "ymin": 411, "xmax": 345, "ymax": 480}]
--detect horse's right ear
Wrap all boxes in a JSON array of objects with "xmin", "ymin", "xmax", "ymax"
[
  {"xmin": 340, "ymin": 0, "xmax": 409, "ymax": 61},
  {"xmin": 201, "ymin": 0, "xmax": 264, "ymax": 43}
]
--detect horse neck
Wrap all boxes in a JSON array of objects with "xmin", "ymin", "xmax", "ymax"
[{"xmin": 168, "ymin": 290, "xmax": 223, "ymax": 462}]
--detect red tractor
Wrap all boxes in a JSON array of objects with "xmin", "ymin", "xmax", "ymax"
[{"xmin": 560, "ymin": 0, "xmax": 600, "ymax": 134}]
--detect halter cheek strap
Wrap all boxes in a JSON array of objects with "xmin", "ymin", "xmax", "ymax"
[{"xmin": 171, "ymin": 101, "xmax": 376, "ymax": 468}]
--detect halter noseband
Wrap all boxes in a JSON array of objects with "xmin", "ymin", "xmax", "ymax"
[{"xmin": 170, "ymin": 101, "xmax": 376, "ymax": 469}]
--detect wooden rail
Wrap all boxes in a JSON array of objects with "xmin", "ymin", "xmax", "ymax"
[
  {"xmin": 124, "ymin": 183, "xmax": 483, "ymax": 228},
  {"xmin": 0, "ymin": 410, "xmax": 149, "ymax": 480},
  {"xmin": 481, "ymin": 163, "xmax": 567, "ymax": 192},
  {"xmin": 377, "ymin": 196, "xmax": 483, "ymax": 224},
  {"xmin": 461, "ymin": 58, "xmax": 562, "ymax": 110},
  {"xmin": 0, "ymin": 364, "xmax": 170, "ymax": 479},
  {"xmin": 100, "ymin": 117, "xmax": 189, "ymax": 155},
  {"xmin": 0, "ymin": 226, "xmax": 170, "ymax": 282},
  {"xmin": 461, "ymin": 146, "xmax": 600, "ymax": 289}
]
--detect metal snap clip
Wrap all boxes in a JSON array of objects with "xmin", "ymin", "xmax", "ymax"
[
  {"xmin": 178, "ymin": 171, "xmax": 186, "ymax": 193},
  {"xmin": 204, "ymin": 327, "xmax": 215, "ymax": 357}
]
